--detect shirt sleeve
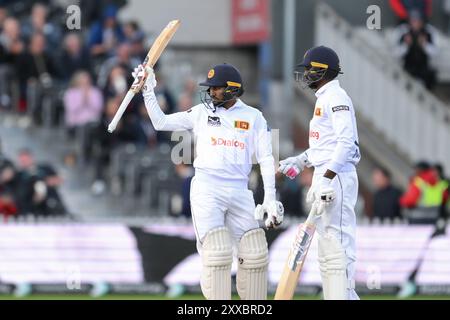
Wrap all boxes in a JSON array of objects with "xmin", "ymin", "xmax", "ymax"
[
  {"xmin": 254, "ymin": 112, "xmax": 276, "ymax": 200},
  {"xmin": 327, "ymin": 95, "xmax": 357, "ymax": 173},
  {"xmin": 143, "ymin": 90, "xmax": 197, "ymax": 131}
]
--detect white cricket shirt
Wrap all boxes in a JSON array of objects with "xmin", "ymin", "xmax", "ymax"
[
  {"xmin": 143, "ymin": 91, "xmax": 275, "ymax": 196},
  {"xmin": 306, "ymin": 80, "xmax": 360, "ymax": 174}
]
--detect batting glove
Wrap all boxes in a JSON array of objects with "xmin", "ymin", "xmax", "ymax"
[
  {"xmin": 278, "ymin": 152, "xmax": 310, "ymax": 179},
  {"xmin": 254, "ymin": 193, "xmax": 284, "ymax": 229},
  {"xmin": 132, "ymin": 64, "xmax": 157, "ymax": 94},
  {"xmin": 306, "ymin": 177, "xmax": 335, "ymax": 214}
]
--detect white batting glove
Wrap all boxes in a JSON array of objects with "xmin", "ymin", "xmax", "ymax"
[
  {"xmin": 306, "ymin": 177, "xmax": 335, "ymax": 214},
  {"xmin": 278, "ymin": 152, "xmax": 310, "ymax": 179},
  {"xmin": 132, "ymin": 64, "xmax": 157, "ymax": 93},
  {"xmin": 255, "ymin": 193, "xmax": 284, "ymax": 229}
]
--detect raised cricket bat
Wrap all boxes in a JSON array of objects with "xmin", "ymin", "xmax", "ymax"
[
  {"xmin": 108, "ymin": 19, "xmax": 181, "ymax": 133},
  {"xmin": 274, "ymin": 201, "xmax": 319, "ymax": 300}
]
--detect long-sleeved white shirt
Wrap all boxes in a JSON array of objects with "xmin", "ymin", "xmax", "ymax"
[
  {"xmin": 143, "ymin": 90, "xmax": 276, "ymax": 198},
  {"xmin": 305, "ymin": 80, "xmax": 361, "ymax": 174}
]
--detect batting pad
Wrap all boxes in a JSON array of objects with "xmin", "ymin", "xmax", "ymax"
[
  {"xmin": 237, "ymin": 228, "xmax": 269, "ymax": 300},
  {"xmin": 318, "ymin": 233, "xmax": 348, "ymax": 300},
  {"xmin": 200, "ymin": 227, "xmax": 233, "ymax": 300}
]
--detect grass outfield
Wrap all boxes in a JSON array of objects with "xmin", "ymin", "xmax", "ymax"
[{"xmin": 1, "ymin": 294, "xmax": 450, "ymax": 300}]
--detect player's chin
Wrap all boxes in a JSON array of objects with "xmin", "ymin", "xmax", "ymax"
[{"xmin": 212, "ymin": 100, "xmax": 224, "ymax": 106}]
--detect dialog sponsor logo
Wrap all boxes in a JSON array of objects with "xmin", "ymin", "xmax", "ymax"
[
  {"xmin": 309, "ymin": 130, "xmax": 320, "ymax": 140},
  {"xmin": 211, "ymin": 137, "xmax": 245, "ymax": 150}
]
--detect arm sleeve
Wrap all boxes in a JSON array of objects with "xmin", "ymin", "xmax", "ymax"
[
  {"xmin": 143, "ymin": 90, "xmax": 196, "ymax": 131},
  {"xmin": 254, "ymin": 112, "xmax": 276, "ymax": 200},
  {"xmin": 327, "ymin": 97, "xmax": 357, "ymax": 173}
]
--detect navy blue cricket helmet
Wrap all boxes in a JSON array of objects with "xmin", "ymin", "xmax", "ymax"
[
  {"xmin": 295, "ymin": 46, "xmax": 343, "ymax": 89},
  {"xmin": 199, "ymin": 63, "xmax": 244, "ymax": 110}
]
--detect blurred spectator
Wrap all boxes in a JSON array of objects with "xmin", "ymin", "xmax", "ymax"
[
  {"xmin": 278, "ymin": 176, "xmax": 304, "ymax": 217},
  {"xmin": 58, "ymin": 32, "xmax": 92, "ymax": 83},
  {"xmin": 389, "ymin": 0, "xmax": 432, "ymax": 24},
  {"xmin": 0, "ymin": 17, "xmax": 24, "ymax": 110},
  {"xmin": 21, "ymin": 3, "xmax": 62, "ymax": 51},
  {"xmin": 0, "ymin": 5, "xmax": 8, "ymax": 32},
  {"xmin": 14, "ymin": 149, "xmax": 44, "ymax": 215},
  {"xmin": 90, "ymin": 97, "xmax": 129, "ymax": 195},
  {"xmin": 433, "ymin": 163, "xmax": 449, "ymax": 219},
  {"xmin": 16, "ymin": 32, "xmax": 60, "ymax": 122},
  {"xmin": 0, "ymin": 189, "xmax": 17, "ymax": 222},
  {"xmin": 87, "ymin": 4, "xmax": 125, "ymax": 58},
  {"xmin": 135, "ymin": 102, "xmax": 158, "ymax": 148},
  {"xmin": 101, "ymin": 65, "xmax": 129, "ymax": 98},
  {"xmin": 64, "ymin": 71, "xmax": 103, "ymax": 134},
  {"xmin": 400, "ymin": 161, "xmax": 449, "ymax": 224},
  {"xmin": 123, "ymin": 20, "xmax": 146, "ymax": 60},
  {"xmin": 80, "ymin": 0, "xmax": 128, "ymax": 27},
  {"xmin": 178, "ymin": 78, "xmax": 201, "ymax": 109},
  {"xmin": 63, "ymin": 71, "xmax": 104, "ymax": 162},
  {"xmin": 0, "ymin": 17, "xmax": 24, "ymax": 64},
  {"xmin": 97, "ymin": 42, "xmax": 139, "ymax": 91},
  {"xmin": 175, "ymin": 163, "xmax": 194, "ymax": 218},
  {"xmin": 371, "ymin": 166, "xmax": 403, "ymax": 221},
  {"xmin": 14, "ymin": 149, "xmax": 69, "ymax": 216},
  {"xmin": 394, "ymin": 10, "xmax": 438, "ymax": 90},
  {"xmin": 36, "ymin": 164, "xmax": 68, "ymax": 216},
  {"xmin": 0, "ymin": 157, "xmax": 18, "ymax": 195}
]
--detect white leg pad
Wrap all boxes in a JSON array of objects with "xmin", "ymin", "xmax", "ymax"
[
  {"xmin": 236, "ymin": 228, "xmax": 269, "ymax": 300},
  {"xmin": 201, "ymin": 227, "xmax": 233, "ymax": 300},
  {"xmin": 318, "ymin": 233, "xmax": 348, "ymax": 300}
]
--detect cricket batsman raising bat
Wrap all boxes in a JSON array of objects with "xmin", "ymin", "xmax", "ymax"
[
  {"xmin": 107, "ymin": 19, "xmax": 180, "ymax": 133},
  {"xmin": 131, "ymin": 60, "xmax": 284, "ymax": 300}
]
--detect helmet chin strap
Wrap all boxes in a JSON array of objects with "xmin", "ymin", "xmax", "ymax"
[{"xmin": 200, "ymin": 89, "xmax": 237, "ymax": 112}]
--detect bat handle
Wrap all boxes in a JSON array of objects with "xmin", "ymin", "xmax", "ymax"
[
  {"xmin": 107, "ymin": 90, "xmax": 136, "ymax": 133},
  {"xmin": 304, "ymin": 201, "xmax": 320, "ymax": 226}
]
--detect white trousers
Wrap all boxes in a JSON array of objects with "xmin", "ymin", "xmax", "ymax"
[
  {"xmin": 312, "ymin": 170, "xmax": 359, "ymax": 300},
  {"xmin": 190, "ymin": 176, "xmax": 260, "ymax": 250}
]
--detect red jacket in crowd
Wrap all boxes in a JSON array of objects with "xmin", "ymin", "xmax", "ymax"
[{"xmin": 400, "ymin": 168, "xmax": 448, "ymax": 208}]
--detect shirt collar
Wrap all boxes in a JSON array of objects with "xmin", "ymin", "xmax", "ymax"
[{"xmin": 315, "ymin": 79, "xmax": 340, "ymax": 98}]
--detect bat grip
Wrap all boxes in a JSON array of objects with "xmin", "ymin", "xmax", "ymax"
[{"xmin": 107, "ymin": 91, "xmax": 135, "ymax": 133}]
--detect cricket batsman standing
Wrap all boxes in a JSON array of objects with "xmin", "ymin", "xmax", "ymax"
[
  {"xmin": 133, "ymin": 63, "xmax": 284, "ymax": 300},
  {"xmin": 278, "ymin": 46, "xmax": 361, "ymax": 300}
]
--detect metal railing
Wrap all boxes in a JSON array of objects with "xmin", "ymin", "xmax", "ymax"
[{"xmin": 315, "ymin": 3, "xmax": 450, "ymax": 177}]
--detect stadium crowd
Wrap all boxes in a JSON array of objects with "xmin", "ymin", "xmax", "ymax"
[{"xmin": 0, "ymin": 1, "xmax": 198, "ymax": 219}]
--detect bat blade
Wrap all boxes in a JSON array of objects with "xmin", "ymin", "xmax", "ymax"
[
  {"xmin": 274, "ymin": 222, "xmax": 316, "ymax": 300},
  {"xmin": 108, "ymin": 19, "xmax": 180, "ymax": 133},
  {"xmin": 130, "ymin": 19, "xmax": 180, "ymax": 94}
]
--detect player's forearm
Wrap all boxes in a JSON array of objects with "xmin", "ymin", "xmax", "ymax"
[
  {"xmin": 143, "ymin": 90, "xmax": 178, "ymax": 131},
  {"xmin": 143, "ymin": 90, "xmax": 169, "ymax": 130}
]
